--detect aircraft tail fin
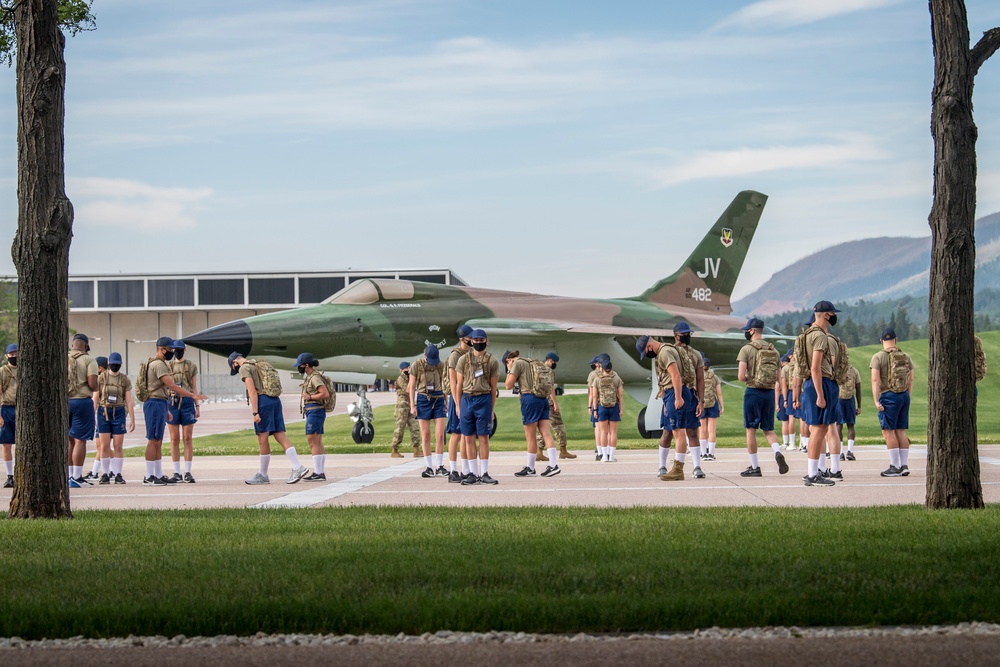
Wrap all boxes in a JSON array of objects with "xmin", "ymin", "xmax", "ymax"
[{"xmin": 636, "ymin": 190, "xmax": 767, "ymax": 314}]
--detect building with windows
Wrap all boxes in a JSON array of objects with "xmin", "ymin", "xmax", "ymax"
[{"xmin": 4, "ymin": 269, "xmax": 464, "ymax": 379}]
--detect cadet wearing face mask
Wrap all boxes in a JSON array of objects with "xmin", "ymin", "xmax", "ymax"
[
  {"xmin": 736, "ymin": 318, "xmax": 788, "ymax": 478},
  {"xmin": 85, "ymin": 356, "xmax": 109, "ymax": 481},
  {"xmin": 67, "ymin": 333, "xmax": 99, "ymax": 488},
  {"xmin": 535, "ymin": 353, "xmax": 574, "ymax": 460},
  {"xmin": 410, "ymin": 345, "xmax": 449, "ymax": 478},
  {"xmin": 446, "ymin": 325, "xmax": 474, "ymax": 481},
  {"xmin": 671, "ymin": 322, "xmax": 707, "ymax": 479},
  {"xmin": 296, "ymin": 352, "xmax": 331, "ymax": 481},
  {"xmin": 587, "ymin": 353, "xmax": 609, "ymax": 461},
  {"xmin": 0, "ymin": 343, "xmax": 17, "ymax": 489},
  {"xmin": 390, "ymin": 362, "xmax": 420, "ymax": 458},
  {"xmin": 453, "ymin": 329, "xmax": 500, "ymax": 485},
  {"xmin": 94, "ymin": 352, "xmax": 134, "ymax": 484},
  {"xmin": 166, "ymin": 340, "xmax": 200, "ymax": 483}
]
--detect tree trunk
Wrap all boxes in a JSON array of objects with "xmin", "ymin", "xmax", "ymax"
[
  {"xmin": 7, "ymin": 0, "xmax": 74, "ymax": 519},
  {"xmin": 925, "ymin": 1, "xmax": 1000, "ymax": 508}
]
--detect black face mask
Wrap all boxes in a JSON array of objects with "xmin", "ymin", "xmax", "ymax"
[
  {"xmin": 298, "ymin": 365, "xmax": 307, "ymax": 375},
  {"xmin": 163, "ymin": 350, "xmax": 175, "ymax": 361},
  {"xmin": 109, "ymin": 363, "xmax": 121, "ymax": 373},
  {"xmin": 645, "ymin": 349, "xmax": 656, "ymax": 359},
  {"xmin": 6, "ymin": 357, "xmax": 15, "ymax": 366},
  {"xmin": 744, "ymin": 330, "xmax": 754, "ymax": 341},
  {"xmin": 676, "ymin": 334, "xmax": 691, "ymax": 346},
  {"xmin": 472, "ymin": 342, "xmax": 487, "ymax": 352},
  {"xmin": 549, "ymin": 362, "xmax": 557, "ymax": 370},
  {"xmin": 590, "ymin": 364, "xmax": 597, "ymax": 370},
  {"xmin": 828, "ymin": 314, "xmax": 838, "ymax": 326},
  {"xmin": 174, "ymin": 349, "xmax": 185, "ymax": 360}
]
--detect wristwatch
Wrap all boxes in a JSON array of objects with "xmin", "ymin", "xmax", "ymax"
[{"xmin": 253, "ymin": 412, "xmax": 259, "ymax": 416}]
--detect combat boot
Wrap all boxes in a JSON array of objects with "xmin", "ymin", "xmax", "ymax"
[
  {"xmin": 659, "ymin": 460, "xmax": 685, "ymax": 482},
  {"xmin": 559, "ymin": 445, "xmax": 577, "ymax": 459},
  {"xmin": 391, "ymin": 446, "xmax": 403, "ymax": 459},
  {"xmin": 413, "ymin": 445, "xmax": 422, "ymax": 458},
  {"xmin": 537, "ymin": 449, "xmax": 549, "ymax": 462}
]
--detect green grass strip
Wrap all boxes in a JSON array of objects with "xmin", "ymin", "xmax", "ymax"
[{"xmin": 2, "ymin": 506, "xmax": 999, "ymax": 638}]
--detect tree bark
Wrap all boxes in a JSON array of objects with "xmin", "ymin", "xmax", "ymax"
[
  {"xmin": 925, "ymin": 1, "xmax": 999, "ymax": 508},
  {"xmin": 7, "ymin": 0, "xmax": 74, "ymax": 518}
]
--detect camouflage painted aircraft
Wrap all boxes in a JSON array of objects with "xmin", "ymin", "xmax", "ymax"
[{"xmin": 185, "ymin": 190, "xmax": 790, "ymax": 438}]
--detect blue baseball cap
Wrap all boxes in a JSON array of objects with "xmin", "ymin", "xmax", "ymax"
[
  {"xmin": 425, "ymin": 345, "xmax": 441, "ymax": 365},
  {"xmin": 456, "ymin": 324, "xmax": 474, "ymax": 338},
  {"xmin": 702, "ymin": 354, "xmax": 711, "ymax": 366},
  {"xmin": 155, "ymin": 336, "xmax": 173, "ymax": 349},
  {"xmin": 813, "ymin": 300, "xmax": 841, "ymax": 313},
  {"xmin": 673, "ymin": 321, "xmax": 692, "ymax": 334},
  {"xmin": 399, "ymin": 361, "xmax": 410, "ymax": 370},
  {"xmin": 228, "ymin": 351, "xmax": 242, "ymax": 375},
  {"xmin": 294, "ymin": 352, "xmax": 316, "ymax": 367},
  {"xmin": 804, "ymin": 314, "xmax": 815, "ymax": 326},
  {"xmin": 636, "ymin": 335, "xmax": 651, "ymax": 360},
  {"xmin": 600, "ymin": 359, "xmax": 612, "ymax": 371},
  {"xmin": 170, "ymin": 339, "xmax": 186, "ymax": 349},
  {"xmin": 95, "ymin": 356, "xmax": 109, "ymax": 368},
  {"xmin": 546, "ymin": 352, "xmax": 559, "ymax": 362},
  {"xmin": 501, "ymin": 350, "xmax": 513, "ymax": 369},
  {"xmin": 109, "ymin": 352, "xmax": 123, "ymax": 365},
  {"xmin": 72, "ymin": 333, "xmax": 89, "ymax": 344},
  {"xmin": 470, "ymin": 329, "xmax": 487, "ymax": 339},
  {"xmin": 5, "ymin": 343, "xmax": 16, "ymax": 354},
  {"xmin": 740, "ymin": 317, "xmax": 765, "ymax": 331},
  {"xmin": 880, "ymin": 327, "xmax": 897, "ymax": 341}
]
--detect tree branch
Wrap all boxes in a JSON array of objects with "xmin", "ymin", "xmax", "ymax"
[{"xmin": 970, "ymin": 27, "xmax": 1000, "ymax": 77}]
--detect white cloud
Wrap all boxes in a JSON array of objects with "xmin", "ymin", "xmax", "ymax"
[
  {"xmin": 715, "ymin": 0, "xmax": 903, "ymax": 30},
  {"xmin": 647, "ymin": 135, "xmax": 890, "ymax": 187},
  {"xmin": 68, "ymin": 178, "xmax": 213, "ymax": 231}
]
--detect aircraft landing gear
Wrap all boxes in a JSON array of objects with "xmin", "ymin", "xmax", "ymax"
[
  {"xmin": 348, "ymin": 384, "xmax": 375, "ymax": 444},
  {"xmin": 637, "ymin": 407, "xmax": 662, "ymax": 440}
]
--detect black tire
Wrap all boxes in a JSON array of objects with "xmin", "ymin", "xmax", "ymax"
[
  {"xmin": 352, "ymin": 421, "xmax": 375, "ymax": 444},
  {"xmin": 490, "ymin": 413, "xmax": 498, "ymax": 438},
  {"xmin": 555, "ymin": 385, "xmax": 565, "ymax": 396},
  {"xmin": 637, "ymin": 407, "xmax": 662, "ymax": 440}
]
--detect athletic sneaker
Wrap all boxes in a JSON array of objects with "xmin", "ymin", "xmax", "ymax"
[
  {"xmin": 479, "ymin": 473, "xmax": 499, "ymax": 485},
  {"xmin": 245, "ymin": 472, "xmax": 270, "ymax": 485},
  {"xmin": 608, "ymin": 454, "xmax": 617, "ymax": 462},
  {"xmin": 804, "ymin": 474, "xmax": 835, "ymax": 486},
  {"xmin": 540, "ymin": 465, "xmax": 561, "ymax": 478},
  {"xmin": 143, "ymin": 476, "xmax": 166, "ymax": 486},
  {"xmin": 99, "ymin": 473, "xmax": 110, "ymax": 485},
  {"xmin": 799, "ymin": 445, "xmax": 807, "ymax": 454},
  {"xmin": 421, "ymin": 467, "xmax": 435, "ymax": 478},
  {"xmin": 114, "ymin": 473, "xmax": 126, "ymax": 485},
  {"xmin": 899, "ymin": 465, "xmax": 910, "ymax": 476},
  {"xmin": 76, "ymin": 476, "xmax": 93, "ymax": 486},
  {"xmin": 846, "ymin": 451, "xmax": 857, "ymax": 461},
  {"xmin": 657, "ymin": 466, "xmax": 668, "ymax": 477},
  {"xmin": 160, "ymin": 475, "xmax": 177, "ymax": 485},
  {"xmin": 303, "ymin": 473, "xmax": 327, "ymax": 482},
  {"xmin": 69, "ymin": 477, "xmax": 81, "ymax": 488},
  {"xmin": 775, "ymin": 451, "xmax": 789, "ymax": 475},
  {"xmin": 514, "ymin": 466, "xmax": 536, "ymax": 477},
  {"xmin": 880, "ymin": 465, "xmax": 903, "ymax": 478},
  {"xmin": 286, "ymin": 466, "xmax": 309, "ymax": 484},
  {"xmin": 740, "ymin": 466, "xmax": 762, "ymax": 477},
  {"xmin": 599, "ymin": 454, "xmax": 608, "ymax": 462},
  {"xmin": 828, "ymin": 471, "xmax": 844, "ymax": 480},
  {"xmin": 595, "ymin": 451, "xmax": 601, "ymax": 461},
  {"xmin": 183, "ymin": 472, "xmax": 196, "ymax": 483},
  {"xmin": 171, "ymin": 473, "xmax": 183, "ymax": 484},
  {"xmin": 461, "ymin": 474, "xmax": 480, "ymax": 486},
  {"xmin": 693, "ymin": 466, "xmax": 706, "ymax": 479},
  {"xmin": 84, "ymin": 471, "xmax": 99, "ymax": 481},
  {"xmin": 840, "ymin": 453, "xmax": 846, "ymax": 461},
  {"xmin": 448, "ymin": 471, "xmax": 463, "ymax": 483},
  {"xmin": 436, "ymin": 466, "xmax": 449, "ymax": 477},
  {"xmin": 3, "ymin": 475, "xmax": 12, "ymax": 488},
  {"xmin": 704, "ymin": 453, "xmax": 716, "ymax": 462}
]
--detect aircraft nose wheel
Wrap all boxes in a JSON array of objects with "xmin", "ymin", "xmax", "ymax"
[
  {"xmin": 352, "ymin": 421, "xmax": 375, "ymax": 444},
  {"xmin": 637, "ymin": 407, "xmax": 662, "ymax": 440}
]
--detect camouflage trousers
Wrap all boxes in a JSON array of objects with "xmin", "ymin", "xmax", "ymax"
[
  {"xmin": 391, "ymin": 405, "xmax": 420, "ymax": 448},
  {"xmin": 535, "ymin": 408, "xmax": 567, "ymax": 448}
]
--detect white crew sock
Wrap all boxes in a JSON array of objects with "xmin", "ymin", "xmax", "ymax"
[
  {"xmin": 185, "ymin": 460, "xmax": 192, "ymax": 474},
  {"xmin": 434, "ymin": 453, "xmax": 443, "ymax": 469},
  {"xmin": 424, "ymin": 455, "xmax": 433, "ymax": 469},
  {"xmin": 659, "ymin": 446, "xmax": 670, "ymax": 467},
  {"xmin": 548, "ymin": 447, "xmax": 558, "ymax": 464},
  {"xmin": 689, "ymin": 445, "xmax": 702, "ymax": 462},
  {"xmin": 889, "ymin": 448, "xmax": 901, "ymax": 467},
  {"xmin": 285, "ymin": 447, "xmax": 302, "ymax": 469},
  {"xmin": 112, "ymin": 457, "xmax": 123, "ymax": 475},
  {"xmin": 173, "ymin": 461, "xmax": 181, "ymax": 475},
  {"xmin": 153, "ymin": 460, "xmax": 163, "ymax": 478},
  {"xmin": 749, "ymin": 453, "xmax": 759, "ymax": 468},
  {"xmin": 470, "ymin": 459, "xmax": 480, "ymax": 476},
  {"xmin": 481, "ymin": 459, "xmax": 489, "ymax": 475},
  {"xmin": 449, "ymin": 459, "xmax": 457, "ymax": 473},
  {"xmin": 700, "ymin": 439, "xmax": 708, "ymax": 448},
  {"xmin": 461, "ymin": 458, "xmax": 470, "ymax": 474},
  {"xmin": 831, "ymin": 456, "xmax": 841, "ymax": 474},
  {"xmin": 101, "ymin": 458, "xmax": 110, "ymax": 475},
  {"xmin": 807, "ymin": 458, "xmax": 819, "ymax": 478},
  {"xmin": 771, "ymin": 442, "xmax": 781, "ymax": 453},
  {"xmin": 848, "ymin": 439, "xmax": 855, "ymax": 452},
  {"xmin": 527, "ymin": 452, "xmax": 537, "ymax": 469},
  {"xmin": 90, "ymin": 459, "xmax": 101, "ymax": 475},
  {"xmin": 675, "ymin": 452, "xmax": 686, "ymax": 465},
  {"xmin": 260, "ymin": 454, "xmax": 271, "ymax": 475},
  {"xmin": 708, "ymin": 441, "xmax": 716, "ymax": 455},
  {"xmin": 899, "ymin": 449, "xmax": 909, "ymax": 467},
  {"xmin": 145, "ymin": 461, "xmax": 155, "ymax": 478},
  {"xmin": 4, "ymin": 460, "xmax": 12, "ymax": 475},
  {"xmin": 802, "ymin": 437, "xmax": 809, "ymax": 449},
  {"xmin": 313, "ymin": 455, "xmax": 323, "ymax": 474},
  {"xmin": 782, "ymin": 434, "xmax": 789, "ymax": 446}
]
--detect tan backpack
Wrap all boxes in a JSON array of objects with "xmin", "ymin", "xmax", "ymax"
[
  {"xmin": 308, "ymin": 372, "xmax": 336, "ymax": 413},
  {"xmin": 67, "ymin": 350, "xmax": 85, "ymax": 395},
  {"xmin": 886, "ymin": 348, "xmax": 911, "ymax": 393},
  {"xmin": 528, "ymin": 359, "xmax": 554, "ymax": 398},
  {"xmin": 703, "ymin": 368, "xmax": 717, "ymax": 408},
  {"xmin": 833, "ymin": 338, "xmax": 852, "ymax": 386},
  {"xmin": 134, "ymin": 357, "xmax": 154, "ymax": 402},
  {"xmin": 671, "ymin": 344, "xmax": 695, "ymax": 387},
  {"xmin": 748, "ymin": 340, "xmax": 780, "ymax": 389},
  {"xmin": 794, "ymin": 326, "xmax": 823, "ymax": 380},
  {"xmin": 597, "ymin": 373, "xmax": 619, "ymax": 408},
  {"xmin": 245, "ymin": 359, "xmax": 282, "ymax": 397},
  {"xmin": 99, "ymin": 370, "xmax": 127, "ymax": 407}
]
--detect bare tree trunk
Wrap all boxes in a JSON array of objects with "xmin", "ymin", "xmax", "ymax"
[
  {"xmin": 926, "ymin": 0, "xmax": 1000, "ymax": 508},
  {"xmin": 7, "ymin": 0, "xmax": 74, "ymax": 518}
]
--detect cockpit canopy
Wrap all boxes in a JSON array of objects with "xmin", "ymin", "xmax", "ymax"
[{"xmin": 321, "ymin": 279, "xmax": 416, "ymax": 305}]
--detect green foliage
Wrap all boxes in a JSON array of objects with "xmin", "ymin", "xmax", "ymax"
[
  {"xmin": 0, "ymin": 0, "xmax": 95, "ymax": 66},
  {"xmin": 1, "ymin": 506, "xmax": 999, "ymax": 637}
]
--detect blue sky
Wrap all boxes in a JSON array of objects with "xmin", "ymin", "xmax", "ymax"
[{"xmin": 0, "ymin": 0, "xmax": 998, "ymax": 301}]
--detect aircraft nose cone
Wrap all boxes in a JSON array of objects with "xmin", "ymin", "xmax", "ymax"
[{"xmin": 184, "ymin": 320, "xmax": 252, "ymax": 358}]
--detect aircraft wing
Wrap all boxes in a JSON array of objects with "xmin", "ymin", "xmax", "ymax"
[{"xmin": 463, "ymin": 318, "xmax": 748, "ymax": 341}]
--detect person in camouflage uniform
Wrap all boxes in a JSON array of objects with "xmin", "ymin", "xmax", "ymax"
[
  {"xmin": 534, "ymin": 352, "xmax": 575, "ymax": 460},
  {"xmin": 391, "ymin": 361, "xmax": 420, "ymax": 458}
]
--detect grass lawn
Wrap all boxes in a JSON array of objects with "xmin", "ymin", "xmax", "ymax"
[
  {"xmin": 144, "ymin": 331, "xmax": 1000, "ymax": 457},
  {"xmin": 1, "ymin": 506, "xmax": 999, "ymax": 638}
]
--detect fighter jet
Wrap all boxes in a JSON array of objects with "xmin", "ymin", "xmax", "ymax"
[{"xmin": 185, "ymin": 190, "xmax": 787, "ymax": 439}]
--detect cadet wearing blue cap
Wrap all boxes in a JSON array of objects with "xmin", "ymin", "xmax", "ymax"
[
  {"xmin": 534, "ymin": 352, "xmax": 574, "ymax": 460},
  {"xmin": 505, "ymin": 350, "xmax": 561, "ymax": 478},
  {"xmin": 587, "ymin": 353, "xmax": 610, "ymax": 460},
  {"xmin": 390, "ymin": 361, "xmax": 419, "ymax": 459},
  {"xmin": 297, "ymin": 352, "xmax": 332, "ymax": 481},
  {"xmin": 698, "ymin": 354, "xmax": 723, "ymax": 462},
  {"xmin": 637, "ymin": 334, "xmax": 692, "ymax": 481},
  {"xmin": 445, "ymin": 325, "xmax": 475, "ymax": 481},
  {"xmin": 793, "ymin": 301, "xmax": 841, "ymax": 487},
  {"xmin": 84, "ymin": 356, "xmax": 110, "ymax": 480},
  {"xmin": 166, "ymin": 339, "xmax": 201, "ymax": 483},
  {"xmin": 778, "ymin": 350, "xmax": 797, "ymax": 450},
  {"xmin": 93, "ymin": 351, "xmax": 134, "ymax": 485},
  {"xmin": 409, "ymin": 344, "xmax": 449, "ymax": 478},
  {"xmin": 736, "ymin": 318, "xmax": 789, "ymax": 478},
  {"xmin": 0, "ymin": 343, "xmax": 17, "ymax": 488},
  {"xmin": 67, "ymin": 333, "xmax": 99, "ymax": 488},
  {"xmin": 453, "ymin": 329, "xmax": 500, "ymax": 485},
  {"xmin": 671, "ymin": 322, "xmax": 707, "ymax": 479},
  {"xmin": 870, "ymin": 328, "xmax": 914, "ymax": 478}
]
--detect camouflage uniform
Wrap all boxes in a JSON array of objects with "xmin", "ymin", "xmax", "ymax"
[
  {"xmin": 535, "ymin": 394, "xmax": 567, "ymax": 449},
  {"xmin": 391, "ymin": 371, "xmax": 420, "ymax": 456}
]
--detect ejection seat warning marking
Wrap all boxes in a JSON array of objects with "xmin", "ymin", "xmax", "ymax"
[
  {"xmin": 380, "ymin": 303, "xmax": 421, "ymax": 308},
  {"xmin": 252, "ymin": 459, "xmax": 427, "ymax": 508}
]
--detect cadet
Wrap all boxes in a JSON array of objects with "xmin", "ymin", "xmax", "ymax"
[
  {"xmin": 836, "ymin": 361, "xmax": 862, "ymax": 462},
  {"xmin": 587, "ymin": 354, "xmax": 609, "ymax": 460},
  {"xmin": 229, "ymin": 352, "xmax": 310, "ymax": 485},
  {"xmin": 446, "ymin": 325, "xmax": 474, "ymax": 482},
  {"xmin": 453, "ymin": 328, "xmax": 500, "ymax": 485},
  {"xmin": 637, "ymin": 335, "xmax": 691, "ymax": 481},
  {"xmin": 593, "ymin": 358, "xmax": 624, "ymax": 463},
  {"xmin": 68, "ymin": 333, "xmax": 99, "ymax": 488},
  {"xmin": 672, "ymin": 322, "xmax": 707, "ymax": 478},
  {"xmin": 505, "ymin": 350, "xmax": 561, "ymax": 478},
  {"xmin": 792, "ymin": 302, "xmax": 840, "ymax": 487},
  {"xmin": 390, "ymin": 362, "xmax": 420, "ymax": 459},
  {"xmin": 297, "ymin": 352, "xmax": 331, "ymax": 481},
  {"xmin": 736, "ymin": 318, "xmax": 789, "ymax": 477},
  {"xmin": 409, "ymin": 344, "xmax": 449, "ymax": 478},
  {"xmin": 698, "ymin": 355, "xmax": 723, "ymax": 462},
  {"xmin": 778, "ymin": 351, "xmax": 796, "ymax": 450},
  {"xmin": 85, "ymin": 355, "xmax": 109, "ymax": 481},
  {"xmin": 141, "ymin": 338, "xmax": 208, "ymax": 486},
  {"xmin": 93, "ymin": 352, "xmax": 134, "ymax": 484},
  {"xmin": 534, "ymin": 353, "xmax": 574, "ymax": 460},
  {"xmin": 166, "ymin": 340, "xmax": 200, "ymax": 483},
  {"xmin": 0, "ymin": 343, "xmax": 16, "ymax": 488},
  {"xmin": 870, "ymin": 328, "xmax": 914, "ymax": 477}
]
